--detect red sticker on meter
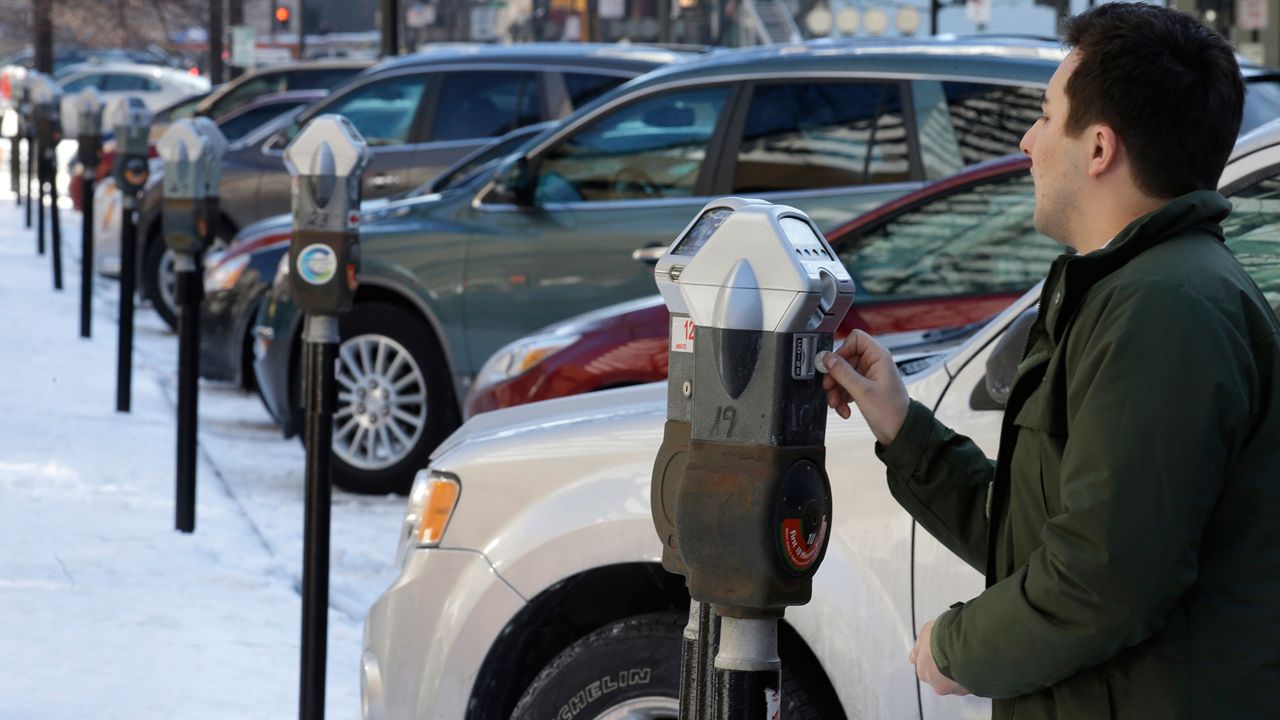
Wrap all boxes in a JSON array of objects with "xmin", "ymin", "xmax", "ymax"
[
  {"xmin": 780, "ymin": 517, "xmax": 827, "ymax": 572},
  {"xmin": 670, "ymin": 316, "xmax": 695, "ymax": 353}
]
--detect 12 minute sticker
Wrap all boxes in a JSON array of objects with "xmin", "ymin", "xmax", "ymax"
[{"xmin": 670, "ymin": 316, "xmax": 695, "ymax": 353}]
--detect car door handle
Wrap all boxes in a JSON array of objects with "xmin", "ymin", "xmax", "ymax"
[
  {"xmin": 370, "ymin": 174, "xmax": 404, "ymax": 188},
  {"xmin": 631, "ymin": 245, "xmax": 667, "ymax": 264}
]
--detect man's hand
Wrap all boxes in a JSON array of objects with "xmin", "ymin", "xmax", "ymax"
[
  {"xmin": 910, "ymin": 620, "xmax": 971, "ymax": 697},
  {"xmin": 818, "ymin": 330, "xmax": 910, "ymax": 446}
]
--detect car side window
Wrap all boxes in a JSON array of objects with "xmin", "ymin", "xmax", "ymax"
[
  {"xmin": 1222, "ymin": 174, "xmax": 1280, "ymax": 315},
  {"xmin": 431, "ymin": 71, "xmax": 539, "ymax": 142},
  {"xmin": 61, "ymin": 74, "xmax": 103, "ymax": 92},
  {"xmin": 942, "ymin": 82, "xmax": 1043, "ymax": 164},
  {"xmin": 321, "ymin": 73, "xmax": 429, "ymax": 146},
  {"xmin": 218, "ymin": 102, "xmax": 305, "ymax": 141},
  {"xmin": 838, "ymin": 171, "xmax": 1060, "ymax": 302},
  {"xmin": 731, "ymin": 81, "xmax": 910, "ymax": 193},
  {"xmin": 104, "ymin": 74, "xmax": 148, "ymax": 92},
  {"xmin": 210, "ymin": 75, "xmax": 283, "ymax": 118},
  {"xmin": 533, "ymin": 85, "xmax": 730, "ymax": 203},
  {"xmin": 564, "ymin": 72, "xmax": 627, "ymax": 108}
]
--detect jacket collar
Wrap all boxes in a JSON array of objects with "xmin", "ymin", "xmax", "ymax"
[{"xmin": 1043, "ymin": 190, "xmax": 1232, "ymax": 342}]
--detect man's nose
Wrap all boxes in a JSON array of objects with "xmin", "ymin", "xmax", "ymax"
[{"xmin": 1020, "ymin": 125, "xmax": 1035, "ymax": 157}]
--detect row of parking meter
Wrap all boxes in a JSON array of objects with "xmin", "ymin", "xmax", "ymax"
[
  {"xmin": 282, "ymin": 115, "xmax": 370, "ymax": 720},
  {"xmin": 156, "ymin": 118, "xmax": 227, "ymax": 534},
  {"xmin": 110, "ymin": 97, "xmax": 153, "ymax": 414},
  {"xmin": 651, "ymin": 198, "xmax": 854, "ymax": 719},
  {"xmin": 61, "ymin": 87, "xmax": 104, "ymax": 339}
]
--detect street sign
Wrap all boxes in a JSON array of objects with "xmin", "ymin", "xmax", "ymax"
[
  {"xmin": 230, "ymin": 26, "xmax": 256, "ymax": 68},
  {"xmin": 1238, "ymin": 0, "xmax": 1267, "ymax": 31},
  {"xmin": 966, "ymin": 0, "xmax": 991, "ymax": 27}
]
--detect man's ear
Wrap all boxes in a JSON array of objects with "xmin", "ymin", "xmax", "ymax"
[{"xmin": 1088, "ymin": 125, "xmax": 1121, "ymax": 178}]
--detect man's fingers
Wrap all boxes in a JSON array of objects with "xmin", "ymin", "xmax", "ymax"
[{"xmin": 819, "ymin": 350, "xmax": 873, "ymax": 398}]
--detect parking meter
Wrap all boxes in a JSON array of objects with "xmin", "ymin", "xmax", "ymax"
[
  {"xmin": 67, "ymin": 87, "xmax": 104, "ymax": 338},
  {"xmin": 651, "ymin": 199, "xmax": 854, "ymax": 719},
  {"xmin": 2, "ymin": 67, "xmax": 23, "ymax": 201},
  {"xmin": 157, "ymin": 119, "xmax": 222, "ymax": 534},
  {"xmin": 191, "ymin": 117, "xmax": 227, "ymax": 250},
  {"xmin": 105, "ymin": 96, "xmax": 153, "ymax": 414},
  {"xmin": 282, "ymin": 114, "xmax": 370, "ymax": 720},
  {"xmin": 30, "ymin": 72, "xmax": 63, "ymax": 287},
  {"xmin": 284, "ymin": 115, "xmax": 369, "ymax": 314},
  {"xmin": 18, "ymin": 71, "xmax": 33, "ymax": 224}
]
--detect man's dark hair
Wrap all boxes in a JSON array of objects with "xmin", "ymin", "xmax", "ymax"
[{"xmin": 1063, "ymin": 3, "xmax": 1244, "ymax": 198}]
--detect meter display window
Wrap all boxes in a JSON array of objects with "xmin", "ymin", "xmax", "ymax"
[
  {"xmin": 431, "ymin": 71, "xmax": 540, "ymax": 141},
  {"xmin": 310, "ymin": 74, "xmax": 428, "ymax": 146},
  {"xmin": 942, "ymin": 82, "xmax": 1043, "ymax": 165},
  {"xmin": 533, "ymin": 85, "xmax": 730, "ymax": 203},
  {"xmin": 672, "ymin": 207, "xmax": 733, "ymax": 256},
  {"xmin": 1220, "ymin": 173, "xmax": 1280, "ymax": 315},
  {"xmin": 731, "ymin": 81, "xmax": 910, "ymax": 193},
  {"xmin": 840, "ymin": 172, "xmax": 1058, "ymax": 302}
]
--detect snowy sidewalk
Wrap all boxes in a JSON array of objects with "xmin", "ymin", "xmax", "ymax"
[{"xmin": 0, "ymin": 183, "xmax": 402, "ymax": 719}]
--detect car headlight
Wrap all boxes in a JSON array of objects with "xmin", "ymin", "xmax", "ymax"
[
  {"xmin": 203, "ymin": 253, "xmax": 250, "ymax": 293},
  {"xmin": 471, "ymin": 332, "xmax": 583, "ymax": 395},
  {"xmin": 396, "ymin": 470, "xmax": 461, "ymax": 567}
]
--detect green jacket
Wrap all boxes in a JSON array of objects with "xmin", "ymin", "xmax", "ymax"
[{"xmin": 878, "ymin": 190, "xmax": 1280, "ymax": 719}]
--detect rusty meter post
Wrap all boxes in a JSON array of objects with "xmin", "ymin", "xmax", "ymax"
[{"xmin": 282, "ymin": 115, "xmax": 370, "ymax": 315}]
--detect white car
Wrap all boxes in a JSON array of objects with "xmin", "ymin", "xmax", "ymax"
[
  {"xmin": 361, "ymin": 125, "xmax": 1280, "ymax": 719},
  {"xmin": 57, "ymin": 62, "xmax": 208, "ymax": 112}
]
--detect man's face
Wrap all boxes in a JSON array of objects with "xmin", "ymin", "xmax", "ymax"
[{"xmin": 1021, "ymin": 51, "xmax": 1088, "ymax": 247}]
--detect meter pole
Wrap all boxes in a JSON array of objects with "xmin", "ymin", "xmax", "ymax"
[
  {"xmin": 714, "ymin": 618, "xmax": 780, "ymax": 720},
  {"xmin": 24, "ymin": 110, "xmax": 32, "ymax": 229},
  {"xmin": 81, "ymin": 170, "xmax": 95, "ymax": 335},
  {"xmin": 44, "ymin": 124, "xmax": 62, "ymax": 291},
  {"xmin": 35, "ymin": 130, "xmax": 44, "ymax": 255},
  {"xmin": 116, "ymin": 193, "xmax": 139, "ymax": 412},
  {"xmin": 10, "ymin": 118, "xmax": 19, "ymax": 202},
  {"xmin": 300, "ymin": 313, "xmax": 338, "ymax": 720},
  {"xmin": 174, "ymin": 250, "xmax": 201, "ymax": 531}
]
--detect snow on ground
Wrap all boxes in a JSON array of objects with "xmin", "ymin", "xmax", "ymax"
[{"xmin": 0, "ymin": 170, "xmax": 404, "ymax": 719}]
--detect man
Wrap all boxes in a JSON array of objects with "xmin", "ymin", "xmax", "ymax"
[{"xmin": 819, "ymin": 4, "xmax": 1280, "ymax": 718}]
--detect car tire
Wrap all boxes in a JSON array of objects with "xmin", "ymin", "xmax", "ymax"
[
  {"xmin": 143, "ymin": 235, "xmax": 179, "ymax": 330},
  {"xmin": 511, "ymin": 613, "xmax": 827, "ymax": 720},
  {"xmin": 323, "ymin": 302, "xmax": 457, "ymax": 495}
]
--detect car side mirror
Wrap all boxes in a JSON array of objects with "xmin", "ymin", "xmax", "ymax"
[
  {"xmin": 493, "ymin": 154, "xmax": 536, "ymax": 206},
  {"xmin": 263, "ymin": 129, "xmax": 287, "ymax": 153},
  {"xmin": 970, "ymin": 306, "xmax": 1038, "ymax": 410}
]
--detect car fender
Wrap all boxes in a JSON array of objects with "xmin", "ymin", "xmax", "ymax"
[{"xmin": 436, "ymin": 396, "xmax": 924, "ymax": 717}]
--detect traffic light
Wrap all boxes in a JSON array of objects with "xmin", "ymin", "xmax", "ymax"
[{"xmin": 274, "ymin": 4, "xmax": 291, "ymax": 29}]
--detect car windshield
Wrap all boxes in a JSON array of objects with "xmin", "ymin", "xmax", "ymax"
[{"xmin": 1243, "ymin": 77, "xmax": 1280, "ymax": 133}]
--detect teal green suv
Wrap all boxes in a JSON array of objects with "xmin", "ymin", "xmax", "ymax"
[{"xmin": 254, "ymin": 38, "xmax": 1280, "ymax": 493}]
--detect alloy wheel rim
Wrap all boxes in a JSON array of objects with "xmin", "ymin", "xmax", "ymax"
[
  {"xmin": 159, "ymin": 247, "xmax": 176, "ymax": 317},
  {"xmin": 333, "ymin": 333, "xmax": 428, "ymax": 471},
  {"xmin": 594, "ymin": 696, "xmax": 679, "ymax": 720}
]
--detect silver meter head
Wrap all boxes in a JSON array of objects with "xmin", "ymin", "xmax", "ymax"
[
  {"xmin": 283, "ymin": 114, "xmax": 370, "ymax": 232},
  {"xmin": 105, "ymin": 96, "xmax": 153, "ymax": 154},
  {"xmin": 157, "ymin": 119, "xmax": 207, "ymax": 201},
  {"xmin": 657, "ymin": 201, "xmax": 854, "ymax": 334},
  {"xmin": 28, "ymin": 72, "xmax": 60, "ymax": 108},
  {"xmin": 190, "ymin": 116, "xmax": 227, "ymax": 195},
  {"xmin": 655, "ymin": 197, "xmax": 767, "ymax": 317}
]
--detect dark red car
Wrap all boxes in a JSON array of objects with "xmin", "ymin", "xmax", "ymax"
[{"xmin": 464, "ymin": 155, "xmax": 1058, "ymax": 418}]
